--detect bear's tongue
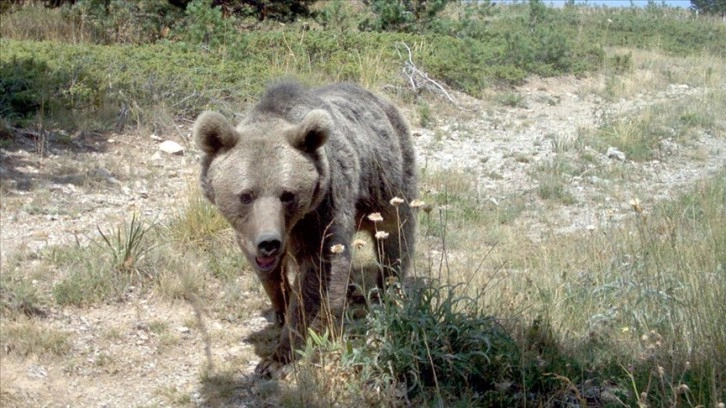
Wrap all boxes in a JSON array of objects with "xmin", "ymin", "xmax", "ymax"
[{"xmin": 255, "ymin": 256, "xmax": 277, "ymax": 270}]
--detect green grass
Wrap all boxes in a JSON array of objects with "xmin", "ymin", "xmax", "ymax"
[
  {"xmin": 0, "ymin": 272, "xmax": 45, "ymax": 318},
  {"xmin": 505, "ymin": 171, "xmax": 726, "ymax": 406},
  {"xmin": 533, "ymin": 159, "xmax": 577, "ymax": 204},
  {"xmin": 582, "ymin": 88, "xmax": 726, "ymax": 161},
  {"xmin": 2, "ymin": 2, "xmax": 721, "ymax": 133},
  {"xmin": 164, "ymin": 184, "xmax": 230, "ymax": 251}
]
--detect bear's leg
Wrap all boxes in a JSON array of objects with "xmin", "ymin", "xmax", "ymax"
[
  {"xmin": 256, "ymin": 263, "xmax": 290, "ymax": 326},
  {"xmin": 256, "ymin": 257, "xmax": 321, "ymax": 377},
  {"xmin": 255, "ymin": 228, "xmax": 353, "ymax": 378},
  {"xmin": 316, "ymin": 242, "xmax": 351, "ymax": 335},
  {"xmin": 283, "ymin": 239, "xmax": 350, "ymax": 344}
]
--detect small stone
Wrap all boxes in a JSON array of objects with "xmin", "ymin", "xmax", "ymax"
[
  {"xmin": 158, "ymin": 140, "xmax": 184, "ymax": 156},
  {"xmin": 606, "ymin": 146, "xmax": 626, "ymax": 161},
  {"xmin": 28, "ymin": 365, "xmax": 47, "ymax": 379},
  {"xmin": 96, "ymin": 167, "xmax": 113, "ymax": 179}
]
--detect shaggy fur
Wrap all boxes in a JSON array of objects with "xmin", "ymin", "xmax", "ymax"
[{"xmin": 193, "ymin": 81, "xmax": 418, "ymax": 376}]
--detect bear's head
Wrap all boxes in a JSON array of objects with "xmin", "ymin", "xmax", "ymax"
[{"xmin": 193, "ymin": 109, "xmax": 332, "ymax": 273}]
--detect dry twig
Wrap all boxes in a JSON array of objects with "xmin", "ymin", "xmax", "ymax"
[{"xmin": 396, "ymin": 42, "xmax": 456, "ymax": 105}]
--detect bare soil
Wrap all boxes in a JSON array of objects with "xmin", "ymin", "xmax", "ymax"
[{"xmin": 1, "ymin": 74, "xmax": 724, "ymax": 407}]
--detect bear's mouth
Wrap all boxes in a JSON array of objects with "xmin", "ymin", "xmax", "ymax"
[{"xmin": 255, "ymin": 255, "xmax": 279, "ymax": 271}]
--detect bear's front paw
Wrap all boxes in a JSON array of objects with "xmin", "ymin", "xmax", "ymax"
[{"xmin": 254, "ymin": 357, "xmax": 291, "ymax": 379}]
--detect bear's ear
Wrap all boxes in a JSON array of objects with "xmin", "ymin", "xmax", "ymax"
[
  {"xmin": 194, "ymin": 111, "xmax": 239, "ymax": 155},
  {"xmin": 288, "ymin": 109, "xmax": 331, "ymax": 153}
]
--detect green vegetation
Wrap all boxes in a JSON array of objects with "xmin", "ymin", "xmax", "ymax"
[
  {"xmin": 2, "ymin": 1, "xmax": 724, "ymax": 133},
  {"xmin": 580, "ymin": 89, "xmax": 726, "ymax": 161},
  {"xmin": 363, "ymin": 282, "xmax": 520, "ymax": 405},
  {"xmin": 690, "ymin": 0, "xmax": 726, "ymax": 16}
]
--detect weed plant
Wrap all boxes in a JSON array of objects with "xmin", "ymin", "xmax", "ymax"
[
  {"xmin": 96, "ymin": 212, "xmax": 154, "ymax": 276},
  {"xmin": 364, "ymin": 282, "xmax": 519, "ymax": 405},
  {"xmin": 1, "ymin": 170, "xmax": 723, "ymax": 405}
]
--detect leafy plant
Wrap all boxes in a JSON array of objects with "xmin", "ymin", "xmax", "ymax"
[
  {"xmin": 178, "ymin": 0, "xmax": 237, "ymax": 48},
  {"xmin": 169, "ymin": 0, "xmax": 317, "ymax": 22},
  {"xmin": 64, "ymin": 0, "xmax": 184, "ymax": 44},
  {"xmin": 96, "ymin": 213, "xmax": 155, "ymax": 276},
  {"xmin": 366, "ymin": 282, "xmax": 519, "ymax": 403},
  {"xmin": 690, "ymin": 0, "xmax": 726, "ymax": 16},
  {"xmin": 360, "ymin": 0, "xmax": 455, "ymax": 33}
]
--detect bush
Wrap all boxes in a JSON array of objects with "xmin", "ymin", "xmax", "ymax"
[
  {"xmin": 169, "ymin": 0, "xmax": 317, "ymax": 22},
  {"xmin": 366, "ymin": 282, "xmax": 519, "ymax": 403},
  {"xmin": 177, "ymin": 0, "xmax": 237, "ymax": 48},
  {"xmin": 0, "ymin": 55, "xmax": 103, "ymax": 127},
  {"xmin": 64, "ymin": 0, "xmax": 184, "ymax": 44},
  {"xmin": 360, "ymin": 0, "xmax": 455, "ymax": 33}
]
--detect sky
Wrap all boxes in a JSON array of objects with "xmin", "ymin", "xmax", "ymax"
[{"xmin": 496, "ymin": 0, "xmax": 693, "ymax": 8}]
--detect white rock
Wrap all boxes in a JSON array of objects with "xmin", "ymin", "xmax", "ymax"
[
  {"xmin": 158, "ymin": 140, "xmax": 184, "ymax": 156},
  {"xmin": 606, "ymin": 146, "xmax": 626, "ymax": 161}
]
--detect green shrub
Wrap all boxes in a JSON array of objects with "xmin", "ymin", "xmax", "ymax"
[
  {"xmin": 360, "ymin": 0, "xmax": 455, "ymax": 33},
  {"xmin": 168, "ymin": 0, "xmax": 317, "ymax": 22},
  {"xmin": 0, "ymin": 55, "xmax": 103, "ymax": 127},
  {"xmin": 64, "ymin": 0, "xmax": 184, "ymax": 44},
  {"xmin": 4, "ymin": 2, "xmax": 723, "ymax": 131},
  {"xmin": 366, "ymin": 282, "xmax": 519, "ymax": 403},
  {"xmin": 176, "ymin": 0, "xmax": 237, "ymax": 48}
]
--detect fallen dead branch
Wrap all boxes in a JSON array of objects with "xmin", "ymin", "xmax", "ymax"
[{"xmin": 396, "ymin": 42, "xmax": 456, "ymax": 105}]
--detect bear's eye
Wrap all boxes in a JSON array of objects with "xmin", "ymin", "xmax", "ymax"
[
  {"xmin": 280, "ymin": 191, "xmax": 296, "ymax": 204},
  {"xmin": 240, "ymin": 192, "xmax": 254, "ymax": 205}
]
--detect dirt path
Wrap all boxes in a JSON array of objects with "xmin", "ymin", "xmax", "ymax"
[{"xmin": 1, "ymin": 75, "xmax": 724, "ymax": 407}]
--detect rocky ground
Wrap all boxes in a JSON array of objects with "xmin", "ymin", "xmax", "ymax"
[{"xmin": 1, "ymin": 74, "xmax": 724, "ymax": 407}]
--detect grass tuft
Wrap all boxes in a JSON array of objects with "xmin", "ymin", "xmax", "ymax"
[
  {"xmin": 366, "ymin": 282, "xmax": 519, "ymax": 404},
  {"xmin": 0, "ymin": 319, "xmax": 71, "ymax": 357},
  {"xmin": 95, "ymin": 212, "xmax": 155, "ymax": 276}
]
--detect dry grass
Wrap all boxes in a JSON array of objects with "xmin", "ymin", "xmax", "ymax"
[
  {"xmin": 588, "ymin": 47, "xmax": 726, "ymax": 100},
  {"xmin": 0, "ymin": 318, "xmax": 71, "ymax": 357},
  {"xmin": 431, "ymin": 169, "xmax": 726, "ymax": 403},
  {"xmin": 0, "ymin": 4, "xmax": 90, "ymax": 43}
]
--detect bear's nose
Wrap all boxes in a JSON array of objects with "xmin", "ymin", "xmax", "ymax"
[{"xmin": 256, "ymin": 233, "xmax": 282, "ymax": 257}]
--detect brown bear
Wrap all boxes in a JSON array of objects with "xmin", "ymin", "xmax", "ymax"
[{"xmin": 193, "ymin": 81, "xmax": 417, "ymax": 376}]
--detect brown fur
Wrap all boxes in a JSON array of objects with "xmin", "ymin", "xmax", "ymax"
[{"xmin": 193, "ymin": 81, "xmax": 417, "ymax": 376}]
